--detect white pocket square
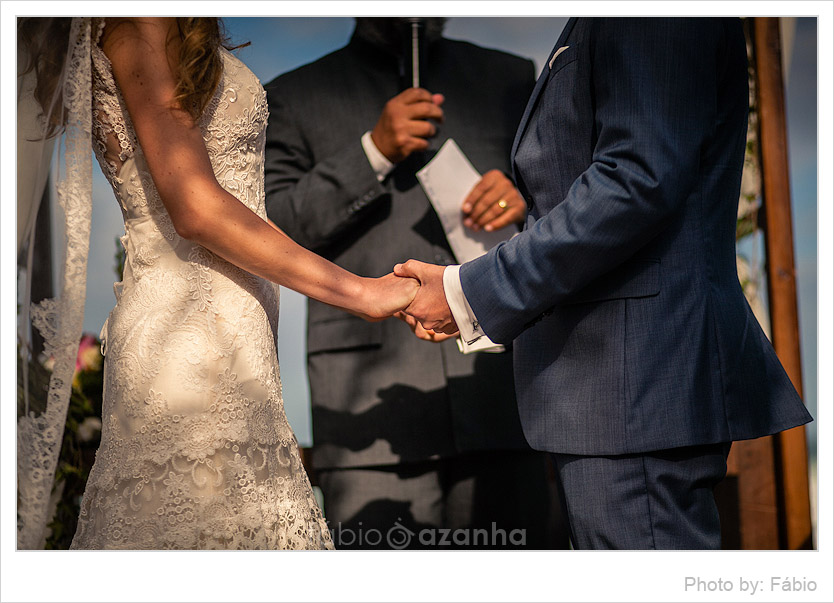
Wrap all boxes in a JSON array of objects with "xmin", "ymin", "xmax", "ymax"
[{"xmin": 549, "ymin": 46, "xmax": 570, "ymax": 69}]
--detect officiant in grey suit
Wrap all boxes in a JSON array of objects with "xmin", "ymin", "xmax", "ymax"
[
  {"xmin": 263, "ymin": 18, "xmax": 563, "ymax": 549},
  {"xmin": 396, "ymin": 17, "xmax": 813, "ymax": 549}
]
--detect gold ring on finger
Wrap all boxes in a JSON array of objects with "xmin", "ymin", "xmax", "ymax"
[{"xmin": 497, "ymin": 199, "xmax": 508, "ymax": 211}]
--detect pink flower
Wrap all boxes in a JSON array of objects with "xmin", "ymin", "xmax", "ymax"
[
  {"xmin": 76, "ymin": 334, "xmax": 102, "ymax": 373},
  {"xmin": 38, "ymin": 334, "xmax": 102, "ymax": 381},
  {"xmin": 67, "ymin": 333, "xmax": 103, "ymax": 391}
]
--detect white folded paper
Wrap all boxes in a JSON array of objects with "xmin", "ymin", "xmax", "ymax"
[
  {"xmin": 417, "ymin": 138, "xmax": 513, "ymax": 263},
  {"xmin": 418, "ymin": 139, "xmax": 509, "ymax": 354}
]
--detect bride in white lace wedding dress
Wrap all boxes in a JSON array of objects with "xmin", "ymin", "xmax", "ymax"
[{"xmin": 56, "ymin": 17, "xmax": 418, "ymax": 550}]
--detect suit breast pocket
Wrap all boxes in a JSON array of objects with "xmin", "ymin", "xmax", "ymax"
[{"xmin": 546, "ymin": 46, "xmax": 578, "ymax": 78}]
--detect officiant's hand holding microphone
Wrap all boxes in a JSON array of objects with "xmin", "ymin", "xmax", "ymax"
[
  {"xmin": 369, "ymin": 16, "xmax": 445, "ymax": 164},
  {"xmin": 370, "ymin": 89, "xmax": 445, "ymax": 163}
]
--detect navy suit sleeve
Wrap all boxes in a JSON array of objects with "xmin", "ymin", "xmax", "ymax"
[
  {"xmin": 460, "ymin": 18, "xmax": 725, "ymax": 343},
  {"xmin": 263, "ymin": 84, "xmax": 387, "ymax": 251}
]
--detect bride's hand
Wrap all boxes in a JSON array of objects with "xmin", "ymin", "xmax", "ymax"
[
  {"xmin": 354, "ymin": 273, "xmax": 420, "ymax": 321},
  {"xmin": 395, "ymin": 311, "xmax": 459, "ymax": 342}
]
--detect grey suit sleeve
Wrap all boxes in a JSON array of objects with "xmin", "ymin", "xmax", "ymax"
[
  {"xmin": 263, "ymin": 87, "xmax": 387, "ymax": 251},
  {"xmin": 460, "ymin": 19, "xmax": 726, "ymax": 343}
]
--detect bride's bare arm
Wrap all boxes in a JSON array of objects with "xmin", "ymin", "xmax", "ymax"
[{"xmin": 100, "ymin": 18, "xmax": 416, "ymax": 319}]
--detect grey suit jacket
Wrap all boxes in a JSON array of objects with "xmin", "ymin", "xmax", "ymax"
[
  {"xmin": 264, "ymin": 34, "xmax": 536, "ymax": 469},
  {"xmin": 461, "ymin": 18, "xmax": 812, "ymax": 455}
]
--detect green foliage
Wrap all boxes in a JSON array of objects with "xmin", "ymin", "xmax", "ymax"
[
  {"xmin": 114, "ymin": 236, "xmax": 126, "ymax": 281},
  {"xmin": 737, "ymin": 215, "xmax": 757, "ymax": 241}
]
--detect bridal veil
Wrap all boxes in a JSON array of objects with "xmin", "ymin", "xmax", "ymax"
[{"xmin": 17, "ymin": 17, "xmax": 93, "ymax": 549}]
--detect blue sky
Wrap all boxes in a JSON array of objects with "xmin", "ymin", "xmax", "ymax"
[
  {"xmin": 785, "ymin": 18, "xmax": 818, "ymax": 452},
  {"xmin": 77, "ymin": 17, "xmax": 818, "ymax": 452}
]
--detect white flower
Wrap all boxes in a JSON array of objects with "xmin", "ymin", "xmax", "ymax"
[
  {"xmin": 39, "ymin": 353, "xmax": 55, "ymax": 372},
  {"xmin": 77, "ymin": 417, "xmax": 103, "ymax": 442}
]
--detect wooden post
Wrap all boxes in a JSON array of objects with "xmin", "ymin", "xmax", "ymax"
[
  {"xmin": 753, "ymin": 17, "xmax": 813, "ymax": 550},
  {"xmin": 719, "ymin": 438, "xmax": 780, "ymax": 549}
]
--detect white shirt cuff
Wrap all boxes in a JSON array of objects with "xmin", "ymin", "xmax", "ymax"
[
  {"xmin": 361, "ymin": 131, "xmax": 395, "ymax": 182},
  {"xmin": 442, "ymin": 265, "xmax": 505, "ymax": 354}
]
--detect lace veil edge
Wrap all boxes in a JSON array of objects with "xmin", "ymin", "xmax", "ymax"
[{"xmin": 17, "ymin": 17, "xmax": 93, "ymax": 549}]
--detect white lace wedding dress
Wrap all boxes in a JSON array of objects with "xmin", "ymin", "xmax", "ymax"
[{"xmin": 70, "ymin": 22, "xmax": 333, "ymax": 550}]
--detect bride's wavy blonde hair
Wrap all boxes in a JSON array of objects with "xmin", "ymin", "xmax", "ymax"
[
  {"xmin": 172, "ymin": 17, "xmax": 243, "ymax": 119},
  {"xmin": 18, "ymin": 17, "xmax": 243, "ymax": 133}
]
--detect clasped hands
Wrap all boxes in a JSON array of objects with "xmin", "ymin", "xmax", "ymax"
[
  {"xmin": 386, "ymin": 166, "xmax": 525, "ymax": 342},
  {"xmin": 385, "ymin": 167, "xmax": 526, "ymax": 342},
  {"xmin": 393, "ymin": 260, "xmax": 458, "ymax": 342},
  {"xmin": 372, "ymin": 158, "xmax": 525, "ymax": 342},
  {"xmin": 367, "ymin": 168, "xmax": 524, "ymax": 341}
]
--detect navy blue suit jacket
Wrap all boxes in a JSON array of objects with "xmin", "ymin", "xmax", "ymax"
[{"xmin": 459, "ymin": 18, "xmax": 812, "ymax": 455}]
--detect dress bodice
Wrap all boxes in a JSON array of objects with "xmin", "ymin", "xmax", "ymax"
[
  {"xmin": 89, "ymin": 21, "xmax": 278, "ymax": 350},
  {"xmin": 91, "ymin": 25, "xmax": 269, "ymax": 235}
]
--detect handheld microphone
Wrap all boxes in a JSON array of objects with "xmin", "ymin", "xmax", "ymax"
[{"xmin": 401, "ymin": 18, "xmax": 427, "ymax": 89}]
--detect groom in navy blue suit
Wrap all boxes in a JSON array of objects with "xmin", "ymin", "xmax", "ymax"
[{"xmin": 396, "ymin": 18, "xmax": 812, "ymax": 549}]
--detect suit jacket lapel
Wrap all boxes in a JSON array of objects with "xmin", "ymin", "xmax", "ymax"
[{"xmin": 510, "ymin": 17, "xmax": 578, "ymax": 180}]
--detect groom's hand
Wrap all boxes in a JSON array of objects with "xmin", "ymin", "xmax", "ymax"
[{"xmin": 394, "ymin": 260, "xmax": 459, "ymax": 335}]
